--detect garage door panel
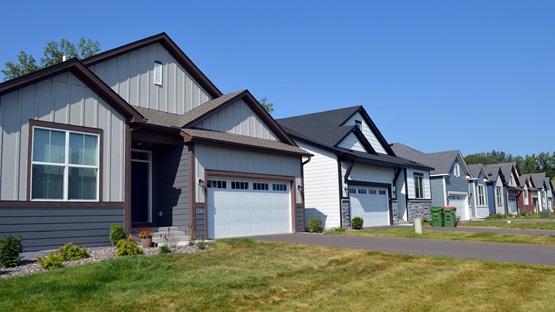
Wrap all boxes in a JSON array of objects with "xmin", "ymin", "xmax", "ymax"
[
  {"xmin": 208, "ymin": 178, "xmax": 292, "ymax": 239},
  {"xmin": 350, "ymin": 187, "xmax": 389, "ymax": 227}
]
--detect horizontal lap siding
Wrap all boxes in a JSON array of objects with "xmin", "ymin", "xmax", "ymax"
[{"xmin": 0, "ymin": 206, "xmax": 124, "ymax": 251}]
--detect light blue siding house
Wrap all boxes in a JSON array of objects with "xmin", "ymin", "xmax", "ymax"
[
  {"xmin": 391, "ymin": 144, "xmax": 473, "ymax": 221},
  {"xmin": 468, "ymin": 164, "xmax": 490, "ymax": 218}
]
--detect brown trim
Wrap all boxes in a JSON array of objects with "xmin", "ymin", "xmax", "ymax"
[
  {"xmin": 290, "ymin": 180, "xmax": 297, "ymax": 233},
  {"xmin": 82, "ymin": 33, "xmax": 222, "ymax": 99},
  {"xmin": 124, "ymin": 123, "xmax": 132, "ymax": 234},
  {"xmin": 203, "ymin": 170, "xmax": 208, "ymax": 239},
  {"xmin": 300, "ymin": 159, "xmax": 306, "ymax": 232},
  {"xmin": 0, "ymin": 201, "xmax": 123, "ymax": 208},
  {"xmin": 205, "ymin": 170, "xmax": 296, "ymax": 182},
  {"xmin": 27, "ymin": 120, "xmax": 104, "ymax": 202},
  {"xmin": 189, "ymin": 144, "xmax": 196, "ymax": 236}
]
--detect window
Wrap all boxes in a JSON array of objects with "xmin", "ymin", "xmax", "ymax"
[
  {"xmin": 31, "ymin": 126, "xmax": 99, "ymax": 201},
  {"xmin": 496, "ymin": 186, "xmax": 502, "ymax": 206},
  {"xmin": 358, "ymin": 189, "xmax": 367, "ymax": 194},
  {"xmin": 379, "ymin": 190, "xmax": 387, "ymax": 195},
  {"xmin": 253, "ymin": 183, "xmax": 269, "ymax": 191},
  {"xmin": 414, "ymin": 174, "xmax": 424, "ymax": 199},
  {"xmin": 231, "ymin": 181, "xmax": 248, "ymax": 190},
  {"xmin": 207, "ymin": 180, "xmax": 227, "ymax": 189},
  {"xmin": 369, "ymin": 189, "xmax": 377, "ymax": 195},
  {"xmin": 453, "ymin": 163, "xmax": 460, "ymax": 177},
  {"xmin": 348, "ymin": 188, "xmax": 356, "ymax": 194},
  {"xmin": 355, "ymin": 120, "xmax": 362, "ymax": 129},
  {"xmin": 154, "ymin": 61, "xmax": 162, "ymax": 86},
  {"xmin": 478, "ymin": 185, "xmax": 486, "ymax": 206},
  {"xmin": 273, "ymin": 183, "xmax": 287, "ymax": 191}
]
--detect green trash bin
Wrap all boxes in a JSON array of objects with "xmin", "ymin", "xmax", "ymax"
[
  {"xmin": 430, "ymin": 207, "xmax": 444, "ymax": 227},
  {"xmin": 443, "ymin": 206, "xmax": 457, "ymax": 227}
]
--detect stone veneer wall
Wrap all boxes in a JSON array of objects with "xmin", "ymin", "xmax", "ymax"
[
  {"xmin": 391, "ymin": 200, "xmax": 399, "ymax": 225},
  {"xmin": 407, "ymin": 200, "xmax": 432, "ymax": 223},
  {"xmin": 341, "ymin": 199, "xmax": 351, "ymax": 227}
]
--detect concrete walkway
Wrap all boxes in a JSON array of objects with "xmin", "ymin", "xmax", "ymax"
[{"xmin": 252, "ymin": 233, "xmax": 555, "ymax": 266}]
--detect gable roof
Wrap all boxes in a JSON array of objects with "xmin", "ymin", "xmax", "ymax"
[
  {"xmin": 391, "ymin": 143, "xmax": 468, "ymax": 176},
  {"xmin": 0, "ymin": 59, "xmax": 144, "ymax": 123},
  {"xmin": 468, "ymin": 164, "xmax": 487, "ymax": 180},
  {"xmin": 277, "ymin": 107, "xmax": 432, "ymax": 171},
  {"xmin": 82, "ymin": 32, "xmax": 222, "ymax": 99},
  {"xmin": 277, "ymin": 106, "xmax": 396, "ymax": 155}
]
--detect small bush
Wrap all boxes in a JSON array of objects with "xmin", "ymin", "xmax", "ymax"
[
  {"xmin": 159, "ymin": 245, "xmax": 171, "ymax": 254},
  {"xmin": 37, "ymin": 253, "xmax": 64, "ymax": 270},
  {"xmin": 334, "ymin": 227, "xmax": 346, "ymax": 233},
  {"xmin": 58, "ymin": 243, "xmax": 90, "ymax": 261},
  {"xmin": 110, "ymin": 224, "xmax": 127, "ymax": 246},
  {"xmin": 488, "ymin": 213, "xmax": 504, "ymax": 219},
  {"xmin": 352, "ymin": 217, "xmax": 364, "ymax": 230},
  {"xmin": 116, "ymin": 238, "xmax": 144, "ymax": 256},
  {"xmin": 0, "ymin": 235, "xmax": 23, "ymax": 268},
  {"xmin": 196, "ymin": 235, "xmax": 207, "ymax": 250},
  {"xmin": 308, "ymin": 217, "xmax": 323, "ymax": 233}
]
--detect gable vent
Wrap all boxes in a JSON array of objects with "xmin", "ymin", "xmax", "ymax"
[{"xmin": 154, "ymin": 61, "xmax": 163, "ymax": 86}]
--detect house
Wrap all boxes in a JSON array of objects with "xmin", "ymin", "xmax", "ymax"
[
  {"xmin": 484, "ymin": 162, "xmax": 522, "ymax": 215},
  {"xmin": 545, "ymin": 178, "xmax": 553, "ymax": 210},
  {"xmin": 391, "ymin": 144, "xmax": 473, "ymax": 221},
  {"xmin": 0, "ymin": 33, "xmax": 310, "ymax": 251},
  {"xmin": 522, "ymin": 172, "xmax": 549, "ymax": 211},
  {"xmin": 467, "ymin": 164, "xmax": 490, "ymax": 218},
  {"xmin": 518, "ymin": 175, "xmax": 534, "ymax": 213},
  {"xmin": 276, "ymin": 107, "xmax": 433, "ymax": 228}
]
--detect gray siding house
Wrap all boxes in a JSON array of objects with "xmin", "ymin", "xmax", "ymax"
[
  {"xmin": 467, "ymin": 164, "xmax": 490, "ymax": 218},
  {"xmin": 0, "ymin": 33, "xmax": 309, "ymax": 251},
  {"xmin": 484, "ymin": 162, "xmax": 522, "ymax": 215},
  {"xmin": 391, "ymin": 144, "xmax": 473, "ymax": 221}
]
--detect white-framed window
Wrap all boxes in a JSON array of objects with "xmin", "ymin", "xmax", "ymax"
[
  {"xmin": 207, "ymin": 180, "xmax": 227, "ymax": 189},
  {"xmin": 253, "ymin": 182, "xmax": 269, "ymax": 191},
  {"xmin": 379, "ymin": 190, "xmax": 386, "ymax": 195},
  {"xmin": 477, "ymin": 185, "xmax": 486, "ymax": 206},
  {"xmin": 358, "ymin": 189, "xmax": 367, "ymax": 194},
  {"xmin": 414, "ymin": 174, "xmax": 424, "ymax": 199},
  {"xmin": 231, "ymin": 181, "xmax": 249, "ymax": 190},
  {"xmin": 453, "ymin": 163, "xmax": 460, "ymax": 177},
  {"xmin": 31, "ymin": 126, "xmax": 99, "ymax": 201},
  {"xmin": 273, "ymin": 183, "xmax": 287, "ymax": 191},
  {"xmin": 496, "ymin": 186, "xmax": 502, "ymax": 206},
  {"xmin": 348, "ymin": 188, "xmax": 356, "ymax": 194},
  {"xmin": 524, "ymin": 187, "xmax": 529, "ymax": 205},
  {"xmin": 369, "ymin": 189, "xmax": 377, "ymax": 195}
]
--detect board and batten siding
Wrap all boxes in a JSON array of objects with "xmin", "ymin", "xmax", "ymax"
[
  {"xmin": 342, "ymin": 112, "xmax": 387, "ymax": 154},
  {"xmin": 296, "ymin": 142, "xmax": 340, "ymax": 228},
  {"xmin": 406, "ymin": 169, "xmax": 431, "ymax": 199},
  {"xmin": 430, "ymin": 177, "xmax": 446, "ymax": 207},
  {"xmin": 196, "ymin": 99, "xmax": 277, "ymax": 141},
  {"xmin": 336, "ymin": 132, "xmax": 366, "ymax": 152},
  {"xmin": 88, "ymin": 42, "xmax": 212, "ymax": 115},
  {"xmin": 155, "ymin": 144, "xmax": 190, "ymax": 228},
  {"xmin": 0, "ymin": 72, "xmax": 126, "ymax": 201},
  {"xmin": 194, "ymin": 144, "xmax": 302, "ymax": 204},
  {"xmin": 0, "ymin": 207, "xmax": 124, "ymax": 251}
]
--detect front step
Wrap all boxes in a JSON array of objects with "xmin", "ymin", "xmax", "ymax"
[{"xmin": 132, "ymin": 226, "xmax": 191, "ymax": 246}]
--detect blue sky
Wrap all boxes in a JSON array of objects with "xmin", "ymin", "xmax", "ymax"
[{"xmin": 1, "ymin": 1, "xmax": 553, "ymax": 157}]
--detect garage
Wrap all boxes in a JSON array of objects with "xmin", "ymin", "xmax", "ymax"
[
  {"xmin": 349, "ymin": 186, "xmax": 390, "ymax": 227},
  {"xmin": 207, "ymin": 177, "xmax": 292, "ymax": 239},
  {"xmin": 448, "ymin": 194, "xmax": 469, "ymax": 221},
  {"xmin": 508, "ymin": 198, "xmax": 518, "ymax": 214}
]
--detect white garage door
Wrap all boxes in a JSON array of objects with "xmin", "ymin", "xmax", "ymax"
[
  {"xmin": 207, "ymin": 178, "xmax": 291, "ymax": 239},
  {"xmin": 448, "ymin": 194, "xmax": 469, "ymax": 221},
  {"xmin": 349, "ymin": 186, "xmax": 389, "ymax": 227}
]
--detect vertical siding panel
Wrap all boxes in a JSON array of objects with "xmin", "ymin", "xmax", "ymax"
[
  {"xmin": 53, "ymin": 76, "xmax": 68, "ymax": 123},
  {"xmin": 19, "ymin": 86, "xmax": 35, "ymax": 200},
  {"xmin": 117, "ymin": 54, "xmax": 129, "ymax": 103},
  {"xmin": 127, "ymin": 49, "xmax": 139, "ymax": 106},
  {"xmin": 83, "ymin": 88, "xmax": 98, "ymax": 128},
  {"xmin": 1, "ymin": 92, "xmax": 19, "ymax": 200},
  {"xmin": 69, "ymin": 82, "xmax": 84, "ymax": 126},
  {"xmin": 37, "ymin": 80, "xmax": 53, "ymax": 121},
  {"xmin": 138, "ymin": 46, "xmax": 149, "ymax": 108}
]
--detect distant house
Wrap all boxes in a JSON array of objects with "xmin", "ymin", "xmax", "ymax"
[
  {"xmin": 522, "ymin": 173, "xmax": 550, "ymax": 211},
  {"xmin": 391, "ymin": 144, "xmax": 472, "ymax": 221},
  {"xmin": 484, "ymin": 162, "xmax": 522, "ymax": 215},
  {"xmin": 467, "ymin": 164, "xmax": 490, "ymax": 218},
  {"xmin": 546, "ymin": 178, "xmax": 553, "ymax": 210},
  {"xmin": 518, "ymin": 176, "xmax": 534, "ymax": 213},
  {"xmin": 0, "ymin": 33, "xmax": 310, "ymax": 251},
  {"xmin": 277, "ymin": 107, "xmax": 432, "ymax": 228}
]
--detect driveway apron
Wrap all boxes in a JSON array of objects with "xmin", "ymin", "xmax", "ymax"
[{"xmin": 251, "ymin": 233, "xmax": 555, "ymax": 266}]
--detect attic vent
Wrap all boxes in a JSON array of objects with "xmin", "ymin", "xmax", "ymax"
[{"xmin": 154, "ymin": 61, "xmax": 162, "ymax": 86}]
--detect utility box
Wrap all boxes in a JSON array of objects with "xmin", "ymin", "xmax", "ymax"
[
  {"xmin": 430, "ymin": 207, "xmax": 444, "ymax": 227},
  {"xmin": 443, "ymin": 206, "xmax": 457, "ymax": 227}
]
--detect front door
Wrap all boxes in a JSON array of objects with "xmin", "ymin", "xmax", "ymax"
[{"xmin": 131, "ymin": 150, "xmax": 152, "ymax": 223}]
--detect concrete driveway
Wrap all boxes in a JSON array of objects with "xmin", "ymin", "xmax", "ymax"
[{"xmin": 251, "ymin": 233, "xmax": 555, "ymax": 266}]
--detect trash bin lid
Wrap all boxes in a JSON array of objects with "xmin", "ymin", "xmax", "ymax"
[{"xmin": 442, "ymin": 206, "xmax": 457, "ymax": 209}]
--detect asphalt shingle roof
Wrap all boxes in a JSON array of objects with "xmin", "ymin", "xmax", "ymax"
[
  {"xmin": 391, "ymin": 143, "xmax": 460, "ymax": 175},
  {"xmin": 468, "ymin": 164, "xmax": 484, "ymax": 179}
]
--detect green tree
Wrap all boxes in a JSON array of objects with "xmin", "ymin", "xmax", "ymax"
[
  {"xmin": 2, "ymin": 38, "xmax": 100, "ymax": 81},
  {"xmin": 259, "ymin": 97, "xmax": 274, "ymax": 114},
  {"xmin": 464, "ymin": 150, "xmax": 514, "ymax": 165}
]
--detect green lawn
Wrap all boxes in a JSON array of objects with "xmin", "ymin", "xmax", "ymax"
[
  {"xmin": 328, "ymin": 228, "xmax": 555, "ymax": 246},
  {"xmin": 460, "ymin": 221, "xmax": 555, "ymax": 231},
  {"xmin": 2, "ymin": 239, "xmax": 555, "ymax": 311}
]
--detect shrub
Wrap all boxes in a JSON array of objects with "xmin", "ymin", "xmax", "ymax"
[
  {"xmin": 0, "ymin": 235, "xmax": 23, "ymax": 268},
  {"xmin": 159, "ymin": 245, "xmax": 171, "ymax": 254},
  {"xmin": 58, "ymin": 243, "xmax": 90, "ymax": 261},
  {"xmin": 352, "ymin": 217, "xmax": 364, "ymax": 230},
  {"xmin": 196, "ymin": 235, "xmax": 207, "ymax": 250},
  {"xmin": 308, "ymin": 217, "xmax": 323, "ymax": 233},
  {"xmin": 520, "ymin": 211, "xmax": 530, "ymax": 217},
  {"xmin": 488, "ymin": 213, "xmax": 504, "ymax": 219},
  {"xmin": 110, "ymin": 224, "xmax": 127, "ymax": 246},
  {"xmin": 116, "ymin": 238, "xmax": 144, "ymax": 256},
  {"xmin": 334, "ymin": 227, "xmax": 346, "ymax": 233},
  {"xmin": 36, "ymin": 252, "xmax": 64, "ymax": 270}
]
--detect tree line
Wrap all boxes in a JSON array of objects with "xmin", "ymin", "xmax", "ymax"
[{"xmin": 464, "ymin": 150, "xmax": 555, "ymax": 178}]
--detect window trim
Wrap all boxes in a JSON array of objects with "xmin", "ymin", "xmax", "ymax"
[
  {"xmin": 477, "ymin": 185, "xmax": 486, "ymax": 206},
  {"xmin": 27, "ymin": 120, "xmax": 103, "ymax": 202},
  {"xmin": 496, "ymin": 186, "xmax": 502, "ymax": 206},
  {"xmin": 414, "ymin": 173, "xmax": 424, "ymax": 199}
]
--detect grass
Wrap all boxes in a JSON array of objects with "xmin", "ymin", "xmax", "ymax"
[
  {"xmin": 327, "ymin": 228, "xmax": 555, "ymax": 246},
  {"xmin": 2, "ymin": 239, "xmax": 555, "ymax": 311},
  {"xmin": 460, "ymin": 221, "xmax": 555, "ymax": 231}
]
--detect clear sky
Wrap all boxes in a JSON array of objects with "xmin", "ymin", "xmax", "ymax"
[{"xmin": 1, "ymin": 1, "xmax": 553, "ymax": 157}]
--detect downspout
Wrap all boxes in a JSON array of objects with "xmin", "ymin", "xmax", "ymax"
[
  {"xmin": 337, "ymin": 158, "xmax": 344, "ymax": 227},
  {"xmin": 300, "ymin": 156, "xmax": 312, "ymax": 232}
]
